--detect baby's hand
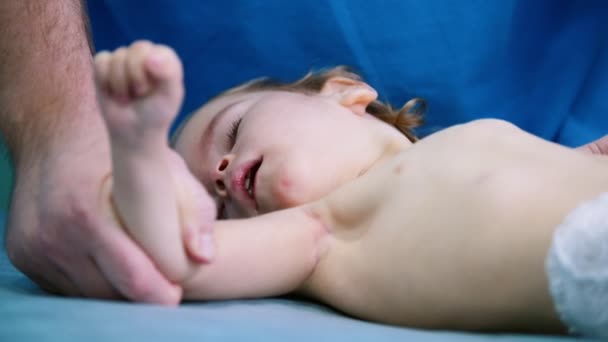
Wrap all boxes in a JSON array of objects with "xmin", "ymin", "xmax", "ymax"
[
  {"xmin": 94, "ymin": 41, "xmax": 216, "ymax": 286},
  {"xmin": 94, "ymin": 40, "xmax": 183, "ymax": 144}
]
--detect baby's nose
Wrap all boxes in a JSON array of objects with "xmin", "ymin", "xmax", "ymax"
[{"xmin": 213, "ymin": 154, "xmax": 233, "ymax": 198}]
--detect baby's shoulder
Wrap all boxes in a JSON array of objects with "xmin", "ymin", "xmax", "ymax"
[
  {"xmin": 411, "ymin": 119, "xmax": 530, "ymax": 154},
  {"xmin": 433, "ymin": 119, "xmax": 522, "ymax": 141}
]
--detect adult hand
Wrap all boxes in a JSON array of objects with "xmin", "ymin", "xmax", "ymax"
[
  {"xmin": 1, "ymin": 0, "xmax": 209, "ymax": 305},
  {"xmin": 5, "ymin": 111, "xmax": 191, "ymax": 304},
  {"xmin": 7, "ymin": 101, "xmax": 216, "ymax": 305},
  {"xmin": 577, "ymin": 135, "xmax": 608, "ymax": 155}
]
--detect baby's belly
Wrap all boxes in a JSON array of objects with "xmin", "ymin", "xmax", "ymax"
[{"xmin": 311, "ymin": 131, "xmax": 608, "ymax": 331}]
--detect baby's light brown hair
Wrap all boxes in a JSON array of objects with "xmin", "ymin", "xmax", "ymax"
[
  {"xmin": 223, "ymin": 66, "xmax": 425, "ymax": 142},
  {"xmin": 172, "ymin": 66, "xmax": 425, "ymax": 144}
]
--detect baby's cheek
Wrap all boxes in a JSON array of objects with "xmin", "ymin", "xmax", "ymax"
[{"xmin": 268, "ymin": 161, "xmax": 318, "ymax": 210}]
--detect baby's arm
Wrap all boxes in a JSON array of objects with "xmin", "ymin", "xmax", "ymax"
[
  {"xmin": 95, "ymin": 41, "xmax": 326, "ymax": 299},
  {"xmin": 182, "ymin": 208, "xmax": 326, "ymax": 300},
  {"xmin": 95, "ymin": 41, "xmax": 199, "ymax": 283}
]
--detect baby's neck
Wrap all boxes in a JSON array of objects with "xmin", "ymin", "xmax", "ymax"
[{"xmin": 359, "ymin": 134, "xmax": 410, "ymax": 177}]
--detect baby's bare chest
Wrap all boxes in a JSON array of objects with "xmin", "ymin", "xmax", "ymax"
[{"xmin": 311, "ymin": 125, "xmax": 608, "ymax": 326}]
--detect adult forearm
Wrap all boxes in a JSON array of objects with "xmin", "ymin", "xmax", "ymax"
[
  {"xmin": 1, "ymin": 7, "xmax": 183, "ymax": 304},
  {"xmin": 0, "ymin": 0, "xmax": 98, "ymax": 166}
]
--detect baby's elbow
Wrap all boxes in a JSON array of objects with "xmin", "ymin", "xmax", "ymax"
[{"xmin": 153, "ymin": 251, "xmax": 193, "ymax": 286}]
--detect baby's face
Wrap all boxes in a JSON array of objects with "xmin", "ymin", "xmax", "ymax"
[{"xmin": 174, "ymin": 89, "xmax": 408, "ymax": 218}]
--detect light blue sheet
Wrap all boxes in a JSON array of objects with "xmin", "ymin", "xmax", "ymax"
[{"xmin": 0, "ymin": 214, "xmax": 596, "ymax": 341}]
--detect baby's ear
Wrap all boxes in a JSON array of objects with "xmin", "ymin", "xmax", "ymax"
[{"xmin": 320, "ymin": 77, "xmax": 378, "ymax": 116}]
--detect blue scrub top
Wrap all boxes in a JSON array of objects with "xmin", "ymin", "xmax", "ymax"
[{"xmin": 87, "ymin": 0, "xmax": 608, "ymax": 146}]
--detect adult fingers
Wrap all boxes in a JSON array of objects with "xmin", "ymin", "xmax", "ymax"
[
  {"xmin": 31, "ymin": 263, "xmax": 81, "ymax": 297},
  {"xmin": 92, "ymin": 222, "xmax": 182, "ymax": 305},
  {"xmin": 577, "ymin": 135, "xmax": 608, "ymax": 155},
  {"xmin": 169, "ymin": 151, "xmax": 216, "ymax": 263},
  {"xmin": 8, "ymin": 228, "xmax": 83, "ymax": 297},
  {"xmin": 34, "ymin": 214, "xmax": 121, "ymax": 299},
  {"xmin": 58, "ymin": 254, "xmax": 120, "ymax": 299}
]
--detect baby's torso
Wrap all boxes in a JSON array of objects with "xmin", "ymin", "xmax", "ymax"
[{"xmin": 305, "ymin": 120, "xmax": 608, "ymax": 332}]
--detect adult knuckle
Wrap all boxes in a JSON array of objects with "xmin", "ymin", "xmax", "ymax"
[
  {"xmin": 36, "ymin": 225, "xmax": 56, "ymax": 253},
  {"xmin": 62, "ymin": 196, "xmax": 98, "ymax": 236}
]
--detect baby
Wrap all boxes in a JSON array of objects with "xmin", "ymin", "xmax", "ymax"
[{"xmin": 95, "ymin": 41, "xmax": 608, "ymax": 336}]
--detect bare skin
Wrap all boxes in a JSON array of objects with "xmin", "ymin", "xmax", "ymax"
[
  {"xmin": 578, "ymin": 135, "xmax": 608, "ymax": 154},
  {"xmin": 95, "ymin": 41, "xmax": 325, "ymax": 291},
  {"xmin": 0, "ymin": 1, "xmax": 213, "ymax": 304},
  {"xmin": 305, "ymin": 121, "xmax": 608, "ymax": 333},
  {"xmin": 3, "ymin": 3, "xmax": 608, "ymax": 312},
  {"xmin": 98, "ymin": 42, "xmax": 608, "ymax": 334}
]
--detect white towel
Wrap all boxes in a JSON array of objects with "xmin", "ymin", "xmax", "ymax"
[{"xmin": 546, "ymin": 192, "xmax": 608, "ymax": 338}]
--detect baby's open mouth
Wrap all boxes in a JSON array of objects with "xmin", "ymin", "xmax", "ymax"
[{"xmin": 244, "ymin": 159, "xmax": 262, "ymax": 200}]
